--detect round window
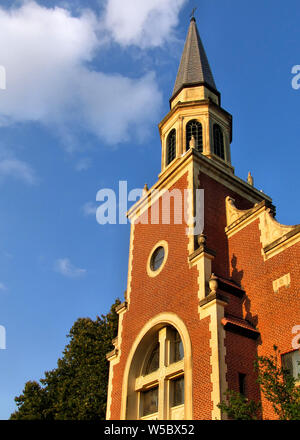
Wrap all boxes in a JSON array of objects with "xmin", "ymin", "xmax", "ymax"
[{"xmin": 150, "ymin": 246, "xmax": 165, "ymax": 272}]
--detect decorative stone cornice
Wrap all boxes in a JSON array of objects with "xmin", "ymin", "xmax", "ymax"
[
  {"xmin": 259, "ymin": 209, "xmax": 298, "ymax": 249},
  {"xmin": 199, "ymin": 292, "xmax": 229, "ymax": 308},
  {"xmin": 115, "ymin": 301, "xmax": 127, "ymax": 314},
  {"xmin": 225, "ymin": 197, "xmax": 275, "ymax": 231},
  {"xmin": 106, "ymin": 348, "xmax": 119, "ymax": 361},
  {"xmin": 225, "ymin": 197, "xmax": 300, "ymax": 260},
  {"xmin": 188, "ymin": 243, "xmax": 216, "ymax": 266},
  {"xmin": 128, "ymin": 150, "xmax": 271, "ymax": 221}
]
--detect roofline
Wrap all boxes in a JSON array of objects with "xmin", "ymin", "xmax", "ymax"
[{"xmin": 170, "ymin": 81, "xmax": 221, "ymax": 108}]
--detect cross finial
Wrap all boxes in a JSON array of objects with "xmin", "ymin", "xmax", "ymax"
[{"xmin": 190, "ymin": 7, "xmax": 197, "ymax": 20}]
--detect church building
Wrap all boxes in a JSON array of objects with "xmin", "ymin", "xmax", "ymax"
[{"xmin": 106, "ymin": 17, "xmax": 300, "ymax": 420}]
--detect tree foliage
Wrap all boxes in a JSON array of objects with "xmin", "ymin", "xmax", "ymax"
[
  {"xmin": 217, "ymin": 390, "xmax": 261, "ymax": 420},
  {"xmin": 10, "ymin": 299, "xmax": 120, "ymax": 420},
  {"xmin": 254, "ymin": 346, "xmax": 300, "ymax": 420},
  {"xmin": 218, "ymin": 346, "xmax": 300, "ymax": 420}
]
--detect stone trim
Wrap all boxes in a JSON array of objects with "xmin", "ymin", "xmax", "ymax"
[
  {"xmin": 128, "ymin": 150, "xmax": 271, "ymax": 222},
  {"xmin": 259, "ymin": 210, "xmax": 300, "ymax": 260},
  {"xmin": 272, "ymin": 273, "xmax": 291, "ymax": 293},
  {"xmin": 126, "ymin": 222, "xmax": 135, "ymax": 307},
  {"xmin": 116, "ymin": 301, "xmax": 127, "ymax": 314},
  {"xmin": 263, "ymin": 225, "xmax": 300, "ymax": 258},
  {"xmin": 199, "ymin": 292, "xmax": 229, "ymax": 308},
  {"xmin": 225, "ymin": 197, "xmax": 274, "ymax": 235},
  {"xmin": 106, "ymin": 302, "xmax": 127, "ymax": 420},
  {"xmin": 189, "ymin": 244, "xmax": 216, "ymax": 264},
  {"xmin": 106, "ymin": 348, "xmax": 119, "ymax": 361},
  {"xmin": 199, "ymin": 298, "xmax": 228, "ymax": 419},
  {"xmin": 146, "ymin": 240, "xmax": 169, "ymax": 278}
]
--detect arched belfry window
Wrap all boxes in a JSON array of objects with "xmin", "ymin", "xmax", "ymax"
[
  {"xmin": 128, "ymin": 326, "xmax": 185, "ymax": 420},
  {"xmin": 186, "ymin": 119, "xmax": 203, "ymax": 152},
  {"xmin": 166, "ymin": 129, "xmax": 176, "ymax": 166},
  {"xmin": 213, "ymin": 124, "xmax": 225, "ymax": 160}
]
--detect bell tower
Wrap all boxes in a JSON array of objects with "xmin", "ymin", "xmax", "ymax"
[
  {"xmin": 160, "ymin": 17, "xmax": 233, "ymax": 176},
  {"xmin": 105, "ymin": 15, "xmax": 287, "ymax": 421}
]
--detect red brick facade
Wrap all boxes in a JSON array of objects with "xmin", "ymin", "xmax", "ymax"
[{"xmin": 106, "ymin": 18, "xmax": 300, "ymax": 421}]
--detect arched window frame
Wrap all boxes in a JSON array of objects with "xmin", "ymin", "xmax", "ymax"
[
  {"xmin": 122, "ymin": 315, "xmax": 193, "ymax": 421},
  {"xmin": 213, "ymin": 123, "xmax": 225, "ymax": 160},
  {"xmin": 136, "ymin": 326, "xmax": 185, "ymax": 420},
  {"xmin": 166, "ymin": 129, "xmax": 176, "ymax": 166},
  {"xmin": 186, "ymin": 119, "xmax": 203, "ymax": 152}
]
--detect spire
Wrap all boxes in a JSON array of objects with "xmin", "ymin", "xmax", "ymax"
[{"xmin": 171, "ymin": 17, "xmax": 218, "ymax": 101}]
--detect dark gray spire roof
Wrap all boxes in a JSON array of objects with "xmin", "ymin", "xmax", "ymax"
[{"xmin": 171, "ymin": 18, "xmax": 217, "ymax": 100}]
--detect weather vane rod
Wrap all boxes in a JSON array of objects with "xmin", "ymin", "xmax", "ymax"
[{"xmin": 190, "ymin": 7, "xmax": 197, "ymax": 19}]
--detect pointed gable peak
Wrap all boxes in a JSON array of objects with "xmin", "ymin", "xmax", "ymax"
[{"xmin": 171, "ymin": 17, "xmax": 218, "ymax": 102}]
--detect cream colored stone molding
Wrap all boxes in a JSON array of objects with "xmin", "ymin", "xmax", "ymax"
[
  {"xmin": 120, "ymin": 313, "xmax": 193, "ymax": 420},
  {"xmin": 135, "ymin": 359, "xmax": 184, "ymax": 392},
  {"xmin": 225, "ymin": 197, "xmax": 300, "ymax": 260},
  {"xmin": 126, "ymin": 222, "xmax": 135, "ymax": 307},
  {"xmin": 196, "ymin": 153, "xmax": 269, "ymax": 205},
  {"xmin": 187, "ymin": 161, "xmax": 196, "ymax": 255},
  {"xmin": 128, "ymin": 148, "xmax": 270, "ymax": 225},
  {"xmin": 128, "ymin": 153, "xmax": 194, "ymax": 222},
  {"xmin": 259, "ymin": 210, "xmax": 300, "ymax": 260},
  {"xmin": 273, "ymin": 273, "xmax": 291, "ymax": 293},
  {"xmin": 106, "ymin": 303, "xmax": 127, "ymax": 420},
  {"xmin": 225, "ymin": 198, "xmax": 270, "ymax": 239},
  {"xmin": 189, "ymin": 247, "xmax": 214, "ymax": 302},
  {"xmin": 259, "ymin": 209, "xmax": 294, "ymax": 248},
  {"xmin": 263, "ymin": 227, "xmax": 300, "ymax": 260},
  {"xmin": 225, "ymin": 196, "xmax": 254, "ymax": 227},
  {"xmin": 199, "ymin": 299, "xmax": 228, "ymax": 420},
  {"xmin": 146, "ymin": 240, "xmax": 169, "ymax": 278}
]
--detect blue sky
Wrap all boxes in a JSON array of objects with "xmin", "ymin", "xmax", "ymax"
[{"xmin": 0, "ymin": 0, "xmax": 299, "ymax": 419}]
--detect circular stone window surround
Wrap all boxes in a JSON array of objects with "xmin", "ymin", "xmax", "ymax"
[{"xmin": 146, "ymin": 240, "xmax": 169, "ymax": 278}]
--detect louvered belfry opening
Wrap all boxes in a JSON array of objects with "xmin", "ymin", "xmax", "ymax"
[
  {"xmin": 186, "ymin": 119, "xmax": 203, "ymax": 152},
  {"xmin": 166, "ymin": 129, "xmax": 176, "ymax": 165},
  {"xmin": 213, "ymin": 124, "xmax": 225, "ymax": 160}
]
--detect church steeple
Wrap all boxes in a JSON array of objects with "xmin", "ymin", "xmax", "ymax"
[
  {"xmin": 170, "ymin": 17, "xmax": 220, "ymax": 108},
  {"xmin": 159, "ymin": 17, "xmax": 233, "ymax": 176},
  {"xmin": 172, "ymin": 17, "xmax": 217, "ymax": 98}
]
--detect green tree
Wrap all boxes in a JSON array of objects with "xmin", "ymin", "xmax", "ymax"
[
  {"xmin": 254, "ymin": 346, "xmax": 300, "ymax": 420},
  {"xmin": 10, "ymin": 299, "xmax": 120, "ymax": 420},
  {"xmin": 218, "ymin": 346, "xmax": 300, "ymax": 420},
  {"xmin": 217, "ymin": 390, "xmax": 261, "ymax": 420}
]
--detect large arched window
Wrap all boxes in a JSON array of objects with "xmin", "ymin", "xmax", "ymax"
[
  {"xmin": 128, "ymin": 326, "xmax": 185, "ymax": 420},
  {"xmin": 213, "ymin": 124, "xmax": 225, "ymax": 160},
  {"xmin": 186, "ymin": 119, "xmax": 203, "ymax": 152},
  {"xmin": 166, "ymin": 129, "xmax": 176, "ymax": 166}
]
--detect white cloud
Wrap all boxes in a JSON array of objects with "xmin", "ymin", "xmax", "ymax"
[
  {"xmin": 55, "ymin": 258, "xmax": 87, "ymax": 278},
  {"xmin": 82, "ymin": 201, "xmax": 97, "ymax": 216},
  {"xmin": 0, "ymin": 282, "xmax": 7, "ymax": 291},
  {"xmin": 75, "ymin": 157, "xmax": 92, "ymax": 172},
  {"xmin": 0, "ymin": 158, "xmax": 36, "ymax": 184},
  {"xmin": 0, "ymin": 1, "xmax": 166, "ymax": 148},
  {"xmin": 103, "ymin": 0, "xmax": 187, "ymax": 48}
]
